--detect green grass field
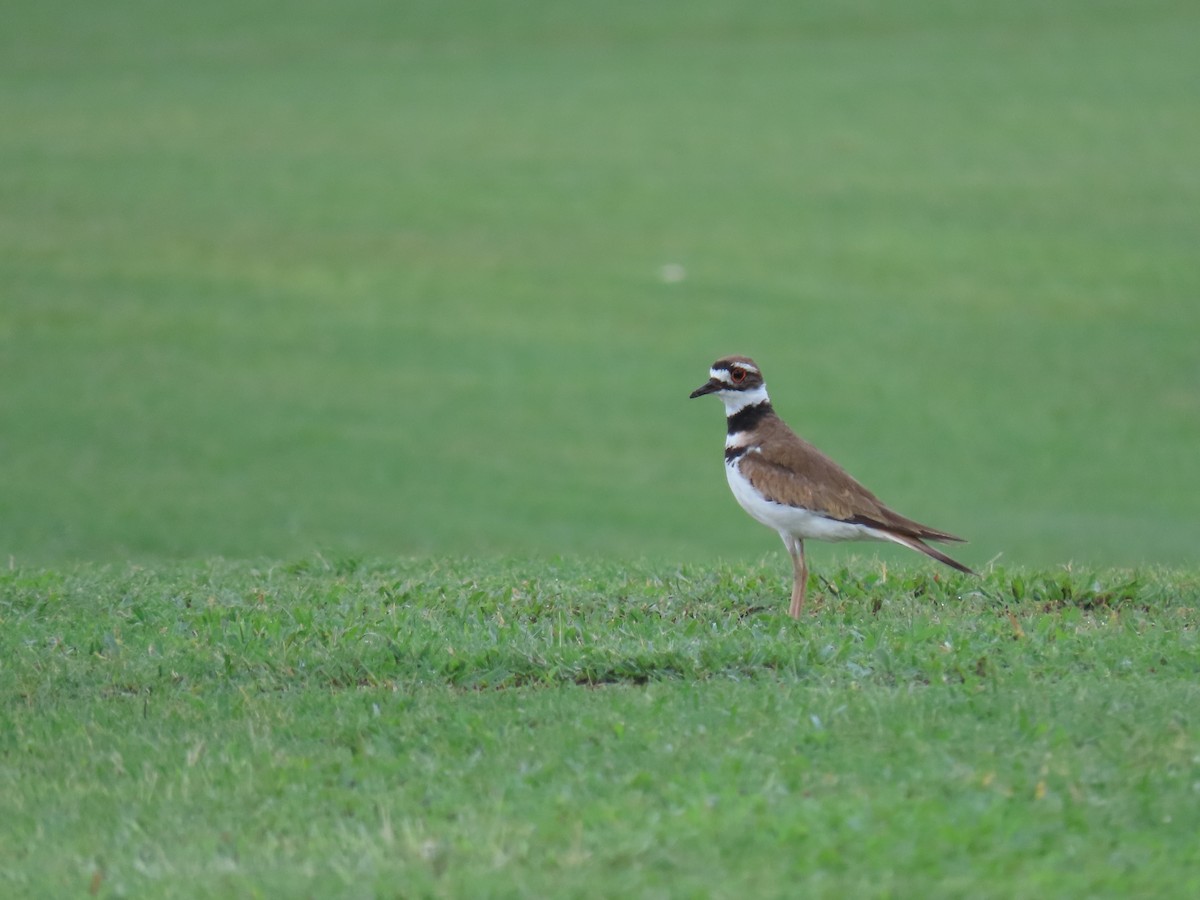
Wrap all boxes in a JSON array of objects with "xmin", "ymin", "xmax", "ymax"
[
  {"xmin": 4, "ymin": 558, "xmax": 1199, "ymax": 896},
  {"xmin": 3, "ymin": 0, "xmax": 1198, "ymax": 566},
  {"xmin": 2, "ymin": 0, "xmax": 1199, "ymax": 895}
]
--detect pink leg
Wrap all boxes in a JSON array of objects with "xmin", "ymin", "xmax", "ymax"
[{"xmin": 783, "ymin": 534, "xmax": 807, "ymax": 619}]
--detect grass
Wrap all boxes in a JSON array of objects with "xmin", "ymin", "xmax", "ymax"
[
  {"xmin": 2, "ymin": 0, "xmax": 1198, "ymax": 566},
  {"xmin": 2, "ymin": 2, "xmax": 1199, "ymax": 895},
  {"xmin": 3, "ymin": 556, "xmax": 1199, "ymax": 896}
]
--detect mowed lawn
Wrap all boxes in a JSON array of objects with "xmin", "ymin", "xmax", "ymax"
[
  {"xmin": 1, "ymin": 0, "xmax": 1197, "ymax": 566},
  {"xmin": 3, "ymin": 558, "xmax": 1199, "ymax": 896},
  {"xmin": 2, "ymin": 0, "xmax": 1200, "ymax": 896}
]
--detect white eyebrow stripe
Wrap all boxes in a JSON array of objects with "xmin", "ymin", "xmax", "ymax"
[{"xmin": 710, "ymin": 364, "xmax": 758, "ymax": 381}]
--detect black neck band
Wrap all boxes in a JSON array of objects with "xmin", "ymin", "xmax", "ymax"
[{"xmin": 726, "ymin": 401, "xmax": 772, "ymax": 435}]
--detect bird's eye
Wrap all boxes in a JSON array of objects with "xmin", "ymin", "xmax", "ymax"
[{"xmin": 731, "ymin": 368, "xmax": 746, "ymax": 383}]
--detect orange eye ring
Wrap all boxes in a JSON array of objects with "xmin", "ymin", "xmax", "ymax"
[{"xmin": 731, "ymin": 368, "xmax": 746, "ymax": 383}]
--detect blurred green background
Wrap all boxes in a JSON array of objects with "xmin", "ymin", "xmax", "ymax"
[{"xmin": 2, "ymin": 0, "xmax": 1197, "ymax": 567}]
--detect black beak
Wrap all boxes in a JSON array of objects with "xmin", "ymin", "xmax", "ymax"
[{"xmin": 689, "ymin": 378, "xmax": 720, "ymax": 399}]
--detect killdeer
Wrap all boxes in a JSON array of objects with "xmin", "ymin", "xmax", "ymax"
[{"xmin": 690, "ymin": 355, "xmax": 974, "ymax": 618}]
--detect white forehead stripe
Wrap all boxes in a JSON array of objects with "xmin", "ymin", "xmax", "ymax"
[
  {"xmin": 713, "ymin": 361, "xmax": 759, "ymax": 377},
  {"xmin": 711, "ymin": 366, "xmax": 759, "ymax": 386},
  {"xmin": 733, "ymin": 361, "xmax": 759, "ymax": 374}
]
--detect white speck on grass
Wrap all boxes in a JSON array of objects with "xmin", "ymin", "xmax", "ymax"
[{"xmin": 660, "ymin": 263, "xmax": 686, "ymax": 283}]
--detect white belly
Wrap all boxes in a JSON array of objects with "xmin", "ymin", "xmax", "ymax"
[{"xmin": 725, "ymin": 461, "xmax": 883, "ymax": 543}]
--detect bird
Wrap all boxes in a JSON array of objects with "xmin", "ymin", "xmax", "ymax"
[{"xmin": 690, "ymin": 355, "xmax": 974, "ymax": 618}]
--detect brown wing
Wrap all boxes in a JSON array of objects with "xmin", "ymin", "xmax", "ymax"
[{"xmin": 742, "ymin": 415, "xmax": 966, "ymax": 543}]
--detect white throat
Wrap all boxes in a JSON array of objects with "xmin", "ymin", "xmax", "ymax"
[{"xmin": 718, "ymin": 384, "xmax": 770, "ymax": 416}]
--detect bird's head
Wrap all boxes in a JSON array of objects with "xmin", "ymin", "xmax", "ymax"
[{"xmin": 689, "ymin": 356, "xmax": 769, "ymax": 412}]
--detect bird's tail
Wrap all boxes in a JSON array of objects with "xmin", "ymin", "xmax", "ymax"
[{"xmin": 880, "ymin": 531, "xmax": 976, "ymax": 576}]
